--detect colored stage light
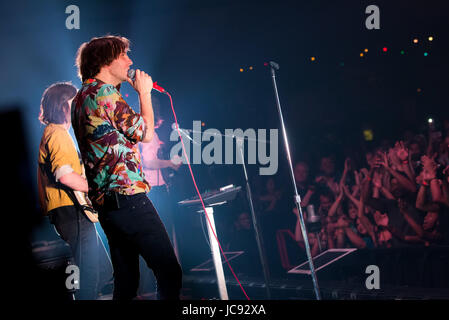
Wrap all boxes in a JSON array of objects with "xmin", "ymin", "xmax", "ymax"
[
  {"xmin": 363, "ymin": 129, "xmax": 374, "ymax": 141},
  {"xmin": 382, "ymin": 47, "xmax": 387, "ymax": 52},
  {"xmin": 364, "ymin": 48, "xmax": 368, "ymax": 53},
  {"xmin": 360, "ymin": 53, "xmax": 364, "ymax": 57},
  {"xmin": 400, "ymin": 50, "xmax": 405, "ymax": 55},
  {"xmin": 428, "ymin": 36, "xmax": 433, "ymax": 41},
  {"xmin": 239, "ymin": 68, "xmax": 244, "ymax": 72},
  {"xmin": 413, "ymin": 38, "xmax": 418, "ymax": 44},
  {"xmin": 424, "ymin": 52, "xmax": 428, "ymax": 56},
  {"xmin": 310, "ymin": 57, "xmax": 316, "ymax": 61}
]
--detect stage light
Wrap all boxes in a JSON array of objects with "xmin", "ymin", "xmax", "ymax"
[
  {"xmin": 249, "ymin": 66, "xmax": 253, "ymax": 70},
  {"xmin": 364, "ymin": 48, "xmax": 368, "ymax": 53},
  {"xmin": 400, "ymin": 50, "xmax": 405, "ymax": 55},
  {"xmin": 310, "ymin": 57, "xmax": 316, "ymax": 61},
  {"xmin": 413, "ymin": 38, "xmax": 418, "ymax": 44},
  {"xmin": 428, "ymin": 36, "xmax": 433, "ymax": 41},
  {"xmin": 424, "ymin": 52, "xmax": 428, "ymax": 56},
  {"xmin": 363, "ymin": 129, "xmax": 374, "ymax": 141},
  {"xmin": 428, "ymin": 118, "xmax": 433, "ymax": 124},
  {"xmin": 382, "ymin": 47, "xmax": 387, "ymax": 52},
  {"xmin": 360, "ymin": 53, "xmax": 364, "ymax": 57},
  {"xmin": 239, "ymin": 68, "xmax": 244, "ymax": 72}
]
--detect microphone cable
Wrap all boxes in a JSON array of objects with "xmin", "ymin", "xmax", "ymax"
[{"xmin": 163, "ymin": 91, "xmax": 250, "ymax": 300}]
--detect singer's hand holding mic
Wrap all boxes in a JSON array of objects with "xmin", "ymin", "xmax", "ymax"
[
  {"xmin": 128, "ymin": 68, "xmax": 166, "ymax": 93},
  {"xmin": 127, "ymin": 69, "xmax": 153, "ymax": 96},
  {"xmin": 128, "ymin": 68, "xmax": 155, "ymax": 143}
]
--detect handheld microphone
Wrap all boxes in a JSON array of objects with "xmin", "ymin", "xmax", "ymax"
[{"xmin": 127, "ymin": 69, "xmax": 166, "ymax": 93}]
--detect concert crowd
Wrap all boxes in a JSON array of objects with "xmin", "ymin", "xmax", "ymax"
[{"xmin": 223, "ymin": 118, "xmax": 449, "ymax": 274}]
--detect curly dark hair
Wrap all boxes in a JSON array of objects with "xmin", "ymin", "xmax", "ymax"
[
  {"xmin": 75, "ymin": 35, "xmax": 130, "ymax": 82},
  {"xmin": 39, "ymin": 82, "xmax": 77, "ymax": 125}
]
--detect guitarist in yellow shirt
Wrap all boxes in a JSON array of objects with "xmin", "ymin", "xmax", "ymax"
[{"xmin": 37, "ymin": 82, "xmax": 99, "ymax": 300}]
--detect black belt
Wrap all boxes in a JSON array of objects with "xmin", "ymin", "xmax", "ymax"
[{"xmin": 102, "ymin": 191, "xmax": 146, "ymax": 211}]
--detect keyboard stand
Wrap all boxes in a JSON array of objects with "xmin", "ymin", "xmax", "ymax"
[
  {"xmin": 179, "ymin": 185, "xmax": 241, "ymax": 300},
  {"xmin": 198, "ymin": 205, "xmax": 228, "ymax": 300}
]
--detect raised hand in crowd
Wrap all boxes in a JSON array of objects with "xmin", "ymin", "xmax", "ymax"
[
  {"xmin": 395, "ymin": 141, "xmax": 416, "ymax": 182},
  {"xmin": 357, "ymin": 187, "xmax": 378, "ymax": 247},
  {"xmin": 360, "ymin": 168, "xmax": 370, "ymax": 180},
  {"xmin": 421, "ymin": 154, "xmax": 438, "ymax": 177},
  {"xmin": 372, "ymin": 170, "xmax": 395, "ymax": 200},
  {"xmin": 377, "ymin": 151, "xmax": 416, "ymax": 193},
  {"xmin": 352, "ymin": 170, "xmax": 361, "ymax": 195},
  {"xmin": 301, "ymin": 184, "xmax": 316, "ymax": 208},
  {"xmin": 339, "ymin": 158, "xmax": 351, "ymax": 184},
  {"xmin": 388, "ymin": 146, "xmax": 402, "ymax": 172},
  {"xmin": 327, "ymin": 185, "xmax": 344, "ymax": 217},
  {"xmin": 395, "ymin": 141, "xmax": 409, "ymax": 163},
  {"xmin": 420, "ymin": 155, "xmax": 449, "ymax": 208},
  {"xmin": 342, "ymin": 184, "xmax": 360, "ymax": 209}
]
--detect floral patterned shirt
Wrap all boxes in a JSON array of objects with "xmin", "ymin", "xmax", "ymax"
[{"xmin": 72, "ymin": 78, "xmax": 150, "ymax": 207}]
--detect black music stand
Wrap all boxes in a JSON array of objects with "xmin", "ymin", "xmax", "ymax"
[
  {"xmin": 288, "ymin": 248, "xmax": 357, "ymax": 275},
  {"xmin": 190, "ymin": 251, "xmax": 244, "ymax": 272}
]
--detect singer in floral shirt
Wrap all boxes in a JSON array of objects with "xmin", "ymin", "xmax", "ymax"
[
  {"xmin": 72, "ymin": 36, "xmax": 182, "ymax": 300},
  {"xmin": 71, "ymin": 77, "xmax": 150, "ymax": 207}
]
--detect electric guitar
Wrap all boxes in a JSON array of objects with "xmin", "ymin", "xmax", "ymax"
[
  {"xmin": 71, "ymin": 165, "xmax": 98, "ymax": 223},
  {"xmin": 73, "ymin": 190, "xmax": 98, "ymax": 223}
]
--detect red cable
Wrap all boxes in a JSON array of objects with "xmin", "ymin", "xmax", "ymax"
[{"xmin": 165, "ymin": 92, "xmax": 250, "ymax": 300}]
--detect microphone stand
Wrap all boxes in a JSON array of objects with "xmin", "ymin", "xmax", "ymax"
[
  {"xmin": 236, "ymin": 137, "xmax": 272, "ymax": 299},
  {"xmin": 176, "ymin": 127, "xmax": 272, "ymax": 299},
  {"xmin": 268, "ymin": 61, "xmax": 321, "ymax": 300}
]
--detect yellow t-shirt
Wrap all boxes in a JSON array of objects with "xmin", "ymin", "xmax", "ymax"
[{"xmin": 37, "ymin": 124, "xmax": 83, "ymax": 214}]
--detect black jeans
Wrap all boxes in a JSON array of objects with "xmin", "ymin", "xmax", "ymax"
[
  {"xmin": 49, "ymin": 205, "xmax": 99, "ymax": 300},
  {"xmin": 98, "ymin": 192, "xmax": 182, "ymax": 300},
  {"xmin": 148, "ymin": 186, "xmax": 175, "ymax": 243}
]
